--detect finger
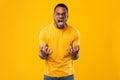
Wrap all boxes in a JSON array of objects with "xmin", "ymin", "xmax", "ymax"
[
  {"xmin": 46, "ymin": 48, "xmax": 50, "ymax": 54},
  {"xmin": 45, "ymin": 46, "xmax": 48, "ymax": 50},
  {"xmin": 40, "ymin": 44, "xmax": 44, "ymax": 53},
  {"xmin": 40, "ymin": 44, "xmax": 44, "ymax": 49},
  {"xmin": 74, "ymin": 46, "xmax": 78, "ymax": 52},
  {"xmin": 72, "ymin": 45, "xmax": 78, "ymax": 51},
  {"xmin": 72, "ymin": 45, "xmax": 76, "ymax": 52},
  {"xmin": 76, "ymin": 45, "xmax": 80, "ymax": 52},
  {"xmin": 75, "ymin": 45, "xmax": 79, "ymax": 49},
  {"xmin": 73, "ymin": 45, "xmax": 79, "ymax": 52},
  {"xmin": 40, "ymin": 44, "xmax": 47, "ymax": 49},
  {"xmin": 43, "ymin": 45, "xmax": 48, "ymax": 53},
  {"xmin": 42, "ymin": 47, "xmax": 45, "ymax": 52},
  {"xmin": 49, "ymin": 50, "xmax": 53, "ymax": 55},
  {"xmin": 43, "ymin": 46, "xmax": 47, "ymax": 53},
  {"xmin": 42, "ymin": 44, "xmax": 47, "ymax": 48}
]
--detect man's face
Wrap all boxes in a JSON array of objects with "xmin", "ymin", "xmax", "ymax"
[{"xmin": 54, "ymin": 7, "xmax": 68, "ymax": 29}]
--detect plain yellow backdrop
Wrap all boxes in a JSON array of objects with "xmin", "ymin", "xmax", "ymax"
[{"xmin": 0, "ymin": 0, "xmax": 120, "ymax": 80}]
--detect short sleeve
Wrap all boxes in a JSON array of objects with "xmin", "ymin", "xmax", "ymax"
[
  {"xmin": 72, "ymin": 29, "xmax": 80, "ymax": 46},
  {"xmin": 39, "ymin": 29, "xmax": 47, "ymax": 45}
]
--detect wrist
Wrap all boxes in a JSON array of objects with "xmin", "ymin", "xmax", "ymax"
[
  {"xmin": 71, "ymin": 53, "xmax": 79, "ymax": 60},
  {"xmin": 39, "ymin": 52, "xmax": 48, "ymax": 59}
]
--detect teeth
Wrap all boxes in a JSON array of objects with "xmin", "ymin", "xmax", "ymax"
[{"xmin": 58, "ymin": 20, "xmax": 63, "ymax": 22}]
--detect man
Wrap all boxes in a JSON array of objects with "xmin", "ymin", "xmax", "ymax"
[{"xmin": 39, "ymin": 3, "xmax": 80, "ymax": 80}]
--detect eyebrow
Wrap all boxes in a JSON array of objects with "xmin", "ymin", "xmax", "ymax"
[{"xmin": 55, "ymin": 11, "xmax": 66, "ymax": 14}]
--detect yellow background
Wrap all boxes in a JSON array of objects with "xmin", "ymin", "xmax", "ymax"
[{"xmin": 0, "ymin": 0, "xmax": 120, "ymax": 80}]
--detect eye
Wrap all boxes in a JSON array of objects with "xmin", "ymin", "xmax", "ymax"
[
  {"xmin": 62, "ymin": 13, "xmax": 66, "ymax": 16},
  {"xmin": 55, "ymin": 13, "xmax": 60, "ymax": 16},
  {"xmin": 55, "ymin": 13, "xmax": 66, "ymax": 17}
]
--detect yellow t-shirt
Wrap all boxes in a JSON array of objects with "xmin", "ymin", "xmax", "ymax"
[{"xmin": 39, "ymin": 23, "xmax": 80, "ymax": 77}]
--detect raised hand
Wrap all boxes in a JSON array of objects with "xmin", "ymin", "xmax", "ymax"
[
  {"xmin": 39, "ymin": 44, "xmax": 53, "ymax": 59},
  {"xmin": 67, "ymin": 45, "xmax": 80, "ymax": 60}
]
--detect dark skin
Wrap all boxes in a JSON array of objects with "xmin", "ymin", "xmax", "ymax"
[
  {"xmin": 67, "ymin": 45, "xmax": 80, "ymax": 60},
  {"xmin": 39, "ymin": 44, "xmax": 52, "ymax": 59},
  {"xmin": 39, "ymin": 7, "xmax": 80, "ymax": 60},
  {"xmin": 54, "ymin": 7, "xmax": 68, "ymax": 29}
]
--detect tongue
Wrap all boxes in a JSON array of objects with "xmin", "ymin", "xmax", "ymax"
[{"xmin": 58, "ymin": 22, "xmax": 64, "ymax": 25}]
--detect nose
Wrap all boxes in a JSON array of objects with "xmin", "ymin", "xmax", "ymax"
[{"xmin": 59, "ymin": 14, "xmax": 64, "ymax": 18}]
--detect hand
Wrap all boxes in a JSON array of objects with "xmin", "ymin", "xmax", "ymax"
[
  {"xmin": 67, "ymin": 45, "xmax": 80, "ymax": 60},
  {"xmin": 39, "ymin": 44, "xmax": 53, "ymax": 59}
]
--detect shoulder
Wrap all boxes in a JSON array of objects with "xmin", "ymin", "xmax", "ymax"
[
  {"xmin": 67, "ymin": 25, "xmax": 80, "ymax": 36},
  {"xmin": 40, "ymin": 24, "xmax": 51, "ymax": 32},
  {"xmin": 39, "ymin": 24, "xmax": 52, "ymax": 35}
]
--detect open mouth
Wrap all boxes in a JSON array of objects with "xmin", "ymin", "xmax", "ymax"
[
  {"xmin": 58, "ymin": 19, "xmax": 64, "ymax": 23},
  {"xmin": 57, "ymin": 19, "xmax": 64, "ymax": 26}
]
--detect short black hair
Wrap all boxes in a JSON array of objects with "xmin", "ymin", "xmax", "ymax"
[{"xmin": 54, "ymin": 3, "xmax": 68, "ymax": 13}]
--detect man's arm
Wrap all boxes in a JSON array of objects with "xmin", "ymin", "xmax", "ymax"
[
  {"xmin": 68, "ymin": 45, "xmax": 80, "ymax": 60},
  {"xmin": 39, "ymin": 44, "xmax": 52, "ymax": 59},
  {"xmin": 39, "ymin": 29, "xmax": 52, "ymax": 59},
  {"xmin": 69, "ymin": 29, "xmax": 80, "ymax": 60}
]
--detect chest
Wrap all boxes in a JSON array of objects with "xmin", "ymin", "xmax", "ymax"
[{"xmin": 46, "ymin": 30, "xmax": 74, "ymax": 47}]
